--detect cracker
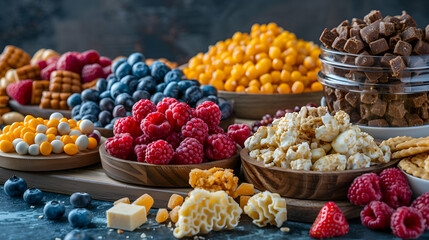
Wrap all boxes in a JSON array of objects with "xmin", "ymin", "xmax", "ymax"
[
  {"xmin": 396, "ymin": 137, "xmax": 429, "ymax": 150},
  {"xmin": 392, "ymin": 146, "xmax": 429, "ymax": 159},
  {"xmin": 380, "ymin": 136, "xmax": 413, "ymax": 152},
  {"xmin": 399, "ymin": 159, "xmax": 429, "ymax": 180},
  {"xmin": 410, "ymin": 153, "xmax": 429, "ymax": 168}
]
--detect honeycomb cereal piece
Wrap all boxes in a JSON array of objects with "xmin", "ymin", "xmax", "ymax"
[
  {"xmin": 347, "ymin": 152, "xmax": 371, "ymax": 170},
  {"xmin": 167, "ymin": 194, "xmax": 184, "ymax": 210},
  {"xmin": 260, "ymin": 148, "xmax": 275, "ymax": 165},
  {"xmin": 189, "ymin": 167, "xmax": 238, "ymax": 197},
  {"xmin": 333, "ymin": 110, "xmax": 351, "ymax": 132},
  {"xmin": 31, "ymin": 80, "xmax": 49, "ymax": 104},
  {"xmin": 312, "ymin": 153, "xmax": 347, "ymax": 171},
  {"xmin": 114, "ymin": 197, "xmax": 130, "ymax": 205},
  {"xmin": 49, "ymin": 70, "xmax": 82, "ymax": 93},
  {"xmin": 272, "ymin": 148, "xmax": 287, "ymax": 167},
  {"xmin": 378, "ymin": 145, "xmax": 391, "ymax": 164},
  {"xmin": 39, "ymin": 91, "xmax": 71, "ymax": 109},
  {"xmin": 132, "ymin": 193, "xmax": 154, "ymax": 213},
  {"xmin": 310, "ymin": 148, "xmax": 326, "ymax": 162},
  {"xmin": 315, "ymin": 113, "xmax": 340, "ymax": 142},
  {"xmin": 245, "ymin": 126, "xmax": 268, "ymax": 151},
  {"xmin": 260, "ymin": 127, "xmax": 278, "ymax": 147},
  {"xmin": 169, "ymin": 206, "xmax": 180, "ymax": 223},
  {"xmin": 286, "ymin": 142, "xmax": 311, "ymax": 162},
  {"xmin": 234, "ymin": 183, "xmax": 254, "ymax": 197},
  {"xmin": 15, "ymin": 65, "xmax": 41, "ymax": 80},
  {"xmin": 290, "ymin": 158, "xmax": 312, "ymax": 170},
  {"xmin": 244, "ymin": 191, "xmax": 287, "ymax": 228},
  {"xmin": 240, "ymin": 196, "xmax": 251, "ymax": 210},
  {"xmin": 173, "ymin": 189, "xmax": 242, "ymax": 238},
  {"xmin": 156, "ymin": 208, "xmax": 169, "ymax": 223},
  {"xmin": 331, "ymin": 128, "xmax": 359, "ymax": 155},
  {"xmin": 1, "ymin": 45, "xmax": 31, "ymax": 68},
  {"xmin": 276, "ymin": 113, "xmax": 299, "ymax": 150}
]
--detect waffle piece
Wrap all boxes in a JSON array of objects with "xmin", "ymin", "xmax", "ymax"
[
  {"xmin": 0, "ymin": 87, "xmax": 7, "ymax": 96},
  {"xmin": 39, "ymin": 91, "xmax": 71, "ymax": 110},
  {"xmin": 82, "ymin": 79, "xmax": 98, "ymax": 90},
  {"xmin": 1, "ymin": 45, "xmax": 31, "ymax": 68},
  {"xmin": 0, "ymin": 107, "xmax": 11, "ymax": 115},
  {"xmin": 0, "ymin": 58, "xmax": 11, "ymax": 78},
  {"xmin": 16, "ymin": 65, "xmax": 41, "ymax": 80},
  {"xmin": 49, "ymin": 70, "xmax": 82, "ymax": 93},
  {"xmin": 31, "ymin": 80, "xmax": 50, "ymax": 105},
  {"xmin": 0, "ymin": 96, "xmax": 9, "ymax": 107}
]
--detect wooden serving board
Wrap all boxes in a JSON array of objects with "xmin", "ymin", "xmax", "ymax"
[{"xmin": 9, "ymin": 100, "xmax": 72, "ymax": 118}]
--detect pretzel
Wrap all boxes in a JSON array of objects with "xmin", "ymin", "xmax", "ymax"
[
  {"xmin": 15, "ymin": 65, "xmax": 41, "ymax": 80},
  {"xmin": 49, "ymin": 70, "xmax": 81, "ymax": 93},
  {"xmin": 39, "ymin": 91, "xmax": 70, "ymax": 109}
]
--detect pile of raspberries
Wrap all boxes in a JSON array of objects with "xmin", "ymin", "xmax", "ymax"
[
  {"xmin": 348, "ymin": 168, "xmax": 428, "ymax": 239},
  {"xmin": 105, "ymin": 98, "xmax": 251, "ymax": 165}
]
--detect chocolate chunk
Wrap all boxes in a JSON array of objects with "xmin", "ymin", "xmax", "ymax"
[
  {"xmin": 387, "ymin": 101, "xmax": 407, "ymax": 118},
  {"xmin": 332, "ymin": 37, "xmax": 347, "ymax": 51},
  {"xmin": 338, "ymin": 20, "xmax": 349, "ymax": 27},
  {"xmin": 352, "ymin": 18, "xmax": 366, "ymax": 26},
  {"xmin": 349, "ymin": 111, "xmax": 361, "ymax": 123},
  {"xmin": 419, "ymin": 103, "xmax": 429, "ymax": 119},
  {"xmin": 344, "ymin": 37, "xmax": 364, "ymax": 54},
  {"xmin": 320, "ymin": 28, "xmax": 339, "ymax": 48},
  {"xmin": 364, "ymin": 10, "xmax": 383, "ymax": 24},
  {"xmin": 335, "ymin": 89, "xmax": 347, "ymax": 99},
  {"xmin": 393, "ymin": 40, "xmax": 412, "ymax": 56},
  {"xmin": 413, "ymin": 40, "xmax": 429, "ymax": 55},
  {"xmin": 389, "ymin": 34, "xmax": 402, "ymax": 49},
  {"xmin": 410, "ymin": 94, "xmax": 428, "ymax": 108},
  {"xmin": 360, "ymin": 24, "xmax": 379, "ymax": 43},
  {"xmin": 416, "ymin": 28, "xmax": 424, "ymax": 41},
  {"xmin": 406, "ymin": 113, "xmax": 423, "ymax": 126},
  {"xmin": 426, "ymin": 25, "xmax": 429, "ymax": 42},
  {"xmin": 398, "ymin": 11, "xmax": 417, "ymax": 28},
  {"xmin": 345, "ymin": 92, "xmax": 360, "ymax": 107},
  {"xmin": 370, "ymin": 99, "xmax": 387, "ymax": 117},
  {"xmin": 379, "ymin": 22, "xmax": 395, "ymax": 37},
  {"xmin": 337, "ymin": 26, "xmax": 351, "ymax": 39},
  {"xmin": 341, "ymin": 55, "xmax": 356, "ymax": 64},
  {"xmin": 360, "ymin": 93, "xmax": 378, "ymax": 104},
  {"xmin": 355, "ymin": 51, "xmax": 374, "ymax": 66},
  {"xmin": 401, "ymin": 27, "xmax": 419, "ymax": 42},
  {"xmin": 390, "ymin": 84, "xmax": 405, "ymax": 93},
  {"xmin": 350, "ymin": 28, "xmax": 362, "ymax": 40},
  {"xmin": 357, "ymin": 119, "xmax": 368, "ymax": 125},
  {"xmin": 345, "ymin": 71, "xmax": 366, "ymax": 81},
  {"xmin": 333, "ymin": 99, "xmax": 353, "ymax": 113},
  {"xmin": 389, "ymin": 56, "xmax": 406, "ymax": 77},
  {"xmin": 388, "ymin": 117, "xmax": 408, "ymax": 127},
  {"xmin": 360, "ymin": 104, "xmax": 371, "ymax": 120},
  {"xmin": 364, "ymin": 68, "xmax": 384, "ymax": 82},
  {"xmin": 325, "ymin": 86, "xmax": 335, "ymax": 96},
  {"xmin": 378, "ymin": 74, "xmax": 389, "ymax": 83},
  {"xmin": 369, "ymin": 38, "xmax": 389, "ymax": 54},
  {"xmin": 368, "ymin": 119, "xmax": 389, "ymax": 127},
  {"xmin": 381, "ymin": 53, "xmax": 395, "ymax": 67}
]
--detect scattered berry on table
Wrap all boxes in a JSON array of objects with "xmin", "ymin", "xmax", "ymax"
[
  {"xmin": 347, "ymin": 173, "xmax": 382, "ymax": 206},
  {"xmin": 391, "ymin": 206, "xmax": 425, "ymax": 239},
  {"xmin": 43, "ymin": 200, "xmax": 65, "ymax": 220},
  {"xmin": 4, "ymin": 175, "xmax": 27, "ymax": 197},
  {"xmin": 70, "ymin": 192, "xmax": 92, "ymax": 208},
  {"xmin": 68, "ymin": 208, "xmax": 92, "ymax": 228},
  {"xmin": 64, "ymin": 229, "xmax": 95, "ymax": 240},
  {"xmin": 360, "ymin": 201, "xmax": 394, "ymax": 230},
  {"xmin": 411, "ymin": 192, "xmax": 429, "ymax": 229},
  {"xmin": 309, "ymin": 201, "xmax": 349, "ymax": 238},
  {"xmin": 23, "ymin": 188, "xmax": 44, "ymax": 205},
  {"xmin": 379, "ymin": 168, "xmax": 411, "ymax": 209}
]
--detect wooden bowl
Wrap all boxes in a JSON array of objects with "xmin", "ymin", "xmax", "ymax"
[
  {"xmin": 241, "ymin": 148, "xmax": 400, "ymax": 200},
  {"xmin": 9, "ymin": 100, "xmax": 71, "ymax": 118},
  {"xmin": 218, "ymin": 91, "xmax": 323, "ymax": 120},
  {"xmin": 100, "ymin": 144, "xmax": 241, "ymax": 187}
]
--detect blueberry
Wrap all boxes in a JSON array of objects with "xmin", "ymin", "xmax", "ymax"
[
  {"xmin": 81, "ymin": 115, "xmax": 97, "ymax": 122},
  {"xmin": 112, "ymin": 105, "xmax": 127, "ymax": 118},
  {"xmin": 68, "ymin": 208, "xmax": 92, "ymax": 228},
  {"xmin": 120, "ymin": 75, "xmax": 137, "ymax": 86},
  {"xmin": 111, "ymin": 117, "xmax": 121, "ymax": 125},
  {"xmin": 115, "ymin": 93, "xmax": 132, "ymax": 106},
  {"xmin": 163, "ymin": 81, "xmax": 179, "ymax": 98},
  {"xmin": 200, "ymin": 85, "xmax": 218, "ymax": 97},
  {"xmin": 125, "ymin": 99, "xmax": 135, "ymax": 111},
  {"xmin": 137, "ymin": 76, "xmax": 157, "ymax": 93},
  {"xmin": 70, "ymin": 192, "xmax": 92, "ymax": 208},
  {"xmin": 106, "ymin": 73, "xmax": 117, "ymax": 82},
  {"xmin": 184, "ymin": 86, "xmax": 203, "ymax": 107},
  {"xmin": 104, "ymin": 123, "xmax": 114, "ymax": 129},
  {"xmin": 132, "ymin": 62, "xmax": 150, "ymax": 78},
  {"xmin": 99, "ymin": 98, "xmax": 115, "ymax": 112},
  {"xmin": 196, "ymin": 96, "xmax": 218, "ymax": 106},
  {"xmin": 23, "ymin": 187, "xmax": 43, "ymax": 205},
  {"xmin": 93, "ymin": 121, "xmax": 102, "ymax": 128},
  {"xmin": 110, "ymin": 82, "xmax": 130, "ymax": 99},
  {"xmin": 80, "ymin": 101, "xmax": 101, "ymax": 117},
  {"xmin": 156, "ymin": 82, "xmax": 167, "ymax": 93},
  {"xmin": 128, "ymin": 52, "xmax": 145, "ymax": 66},
  {"xmin": 107, "ymin": 78, "xmax": 118, "ymax": 90},
  {"xmin": 74, "ymin": 115, "xmax": 82, "ymax": 121},
  {"xmin": 111, "ymin": 58, "xmax": 127, "ymax": 74},
  {"xmin": 81, "ymin": 89, "xmax": 99, "ymax": 102},
  {"xmin": 150, "ymin": 61, "xmax": 170, "ymax": 82},
  {"xmin": 164, "ymin": 70, "xmax": 181, "ymax": 83},
  {"xmin": 67, "ymin": 93, "xmax": 82, "ymax": 108},
  {"xmin": 190, "ymin": 79, "xmax": 201, "ymax": 87},
  {"xmin": 43, "ymin": 200, "xmax": 65, "ymax": 220},
  {"xmin": 99, "ymin": 91, "xmax": 112, "ymax": 99},
  {"xmin": 150, "ymin": 92, "xmax": 165, "ymax": 105},
  {"xmin": 71, "ymin": 104, "xmax": 81, "ymax": 118},
  {"xmin": 219, "ymin": 101, "xmax": 233, "ymax": 120},
  {"xmin": 178, "ymin": 80, "xmax": 194, "ymax": 96},
  {"xmin": 115, "ymin": 62, "xmax": 132, "ymax": 80},
  {"xmin": 4, "ymin": 175, "xmax": 27, "ymax": 197},
  {"xmin": 96, "ymin": 78, "xmax": 107, "ymax": 92},
  {"xmin": 132, "ymin": 90, "xmax": 150, "ymax": 102},
  {"xmin": 64, "ymin": 230, "xmax": 94, "ymax": 240},
  {"xmin": 171, "ymin": 68, "xmax": 184, "ymax": 78}
]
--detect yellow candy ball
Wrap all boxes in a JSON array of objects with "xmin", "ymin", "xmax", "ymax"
[
  {"xmin": 39, "ymin": 141, "xmax": 52, "ymax": 156},
  {"xmin": 64, "ymin": 143, "xmax": 79, "ymax": 155},
  {"xmin": 0, "ymin": 140, "xmax": 13, "ymax": 153}
]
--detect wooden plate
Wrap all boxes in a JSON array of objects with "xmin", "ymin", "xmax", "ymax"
[
  {"xmin": 218, "ymin": 90, "xmax": 323, "ymax": 119},
  {"xmin": 9, "ymin": 100, "xmax": 71, "ymax": 118},
  {"xmin": 100, "ymin": 144, "xmax": 241, "ymax": 187},
  {"xmin": 241, "ymin": 148, "xmax": 400, "ymax": 200}
]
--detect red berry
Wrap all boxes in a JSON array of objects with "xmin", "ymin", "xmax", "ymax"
[
  {"xmin": 165, "ymin": 102, "xmax": 193, "ymax": 130},
  {"xmin": 347, "ymin": 173, "xmax": 383, "ymax": 206},
  {"xmin": 99, "ymin": 56, "xmax": 111, "ymax": 67},
  {"xmin": 56, "ymin": 52, "xmax": 82, "ymax": 73},
  {"xmin": 79, "ymin": 50, "xmax": 99, "ymax": 65},
  {"xmin": 40, "ymin": 63, "xmax": 57, "ymax": 80},
  {"xmin": 113, "ymin": 116, "xmax": 142, "ymax": 138},
  {"xmin": 145, "ymin": 140, "xmax": 174, "ymax": 165},
  {"xmin": 411, "ymin": 193, "xmax": 429, "ymax": 229},
  {"xmin": 105, "ymin": 133, "xmax": 134, "ymax": 160},
  {"xmin": 164, "ymin": 131, "xmax": 182, "ymax": 149},
  {"xmin": 81, "ymin": 63, "xmax": 104, "ymax": 83},
  {"xmin": 196, "ymin": 101, "xmax": 222, "ymax": 128},
  {"xmin": 205, "ymin": 133, "xmax": 237, "ymax": 160},
  {"xmin": 309, "ymin": 201, "xmax": 349, "ymax": 239},
  {"xmin": 360, "ymin": 201, "xmax": 394, "ymax": 230},
  {"xmin": 36, "ymin": 60, "xmax": 47, "ymax": 70},
  {"xmin": 103, "ymin": 66, "xmax": 112, "ymax": 77},
  {"xmin": 172, "ymin": 137, "xmax": 204, "ymax": 164},
  {"xmin": 133, "ymin": 133, "xmax": 152, "ymax": 146},
  {"xmin": 382, "ymin": 185, "xmax": 412, "ymax": 209},
  {"xmin": 181, "ymin": 118, "xmax": 208, "ymax": 144},
  {"xmin": 141, "ymin": 112, "xmax": 171, "ymax": 139},
  {"xmin": 134, "ymin": 144, "xmax": 147, "ymax": 162},
  {"xmin": 132, "ymin": 99, "xmax": 156, "ymax": 123},
  {"xmin": 6, "ymin": 80, "xmax": 33, "ymax": 105},
  {"xmin": 157, "ymin": 97, "xmax": 178, "ymax": 114},
  {"xmin": 227, "ymin": 124, "xmax": 251, "ymax": 147},
  {"xmin": 391, "ymin": 206, "xmax": 425, "ymax": 239},
  {"xmin": 380, "ymin": 168, "xmax": 408, "ymax": 187},
  {"xmin": 209, "ymin": 125, "xmax": 225, "ymax": 134},
  {"xmin": 46, "ymin": 56, "xmax": 59, "ymax": 65}
]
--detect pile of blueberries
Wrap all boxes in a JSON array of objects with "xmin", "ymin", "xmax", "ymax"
[{"xmin": 67, "ymin": 52, "xmax": 233, "ymax": 129}]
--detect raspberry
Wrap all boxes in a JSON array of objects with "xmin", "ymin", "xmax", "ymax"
[
  {"xmin": 347, "ymin": 173, "xmax": 383, "ymax": 206},
  {"xmin": 56, "ymin": 52, "xmax": 82, "ymax": 73},
  {"xmin": 103, "ymin": 66, "xmax": 112, "ymax": 77},
  {"xmin": 164, "ymin": 131, "xmax": 182, "ymax": 149},
  {"xmin": 172, "ymin": 137, "xmax": 204, "ymax": 164},
  {"xmin": 380, "ymin": 168, "xmax": 408, "ymax": 188},
  {"xmin": 41, "ymin": 63, "xmax": 57, "ymax": 80},
  {"xmin": 157, "ymin": 97, "xmax": 178, "ymax": 114},
  {"xmin": 209, "ymin": 125, "xmax": 225, "ymax": 134},
  {"xmin": 411, "ymin": 193, "xmax": 429, "ymax": 229},
  {"xmin": 132, "ymin": 99, "xmax": 157, "ymax": 123},
  {"xmin": 205, "ymin": 133, "xmax": 237, "ymax": 160},
  {"xmin": 145, "ymin": 140, "xmax": 174, "ymax": 165},
  {"xmin": 141, "ymin": 112, "xmax": 171, "ymax": 139},
  {"xmin": 382, "ymin": 186, "xmax": 412, "ymax": 209},
  {"xmin": 134, "ymin": 144, "xmax": 148, "ymax": 162},
  {"xmin": 165, "ymin": 102, "xmax": 193, "ymax": 130},
  {"xmin": 227, "ymin": 124, "xmax": 251, "ymax": 147},
  {"xmin": 99, "ymin": 56, "xmax": 112, "ymax": 67},
  {"xmin": 196, "ymin": 101, "xmax": 222, "ymax": 128},
  {"xmin": 133, "ymin": 133, "xmax": 152, "ymax": 146},
  {"xmin": 81, "ymin": 63, "xmax": 105, "ymax": 83},
  {"xmin": 360, "ymin": 201, "xmax": 394, "ymax": 230},
  {"xmin": 113, "ymin": 116, "xmax": 142, "ymax": 138},
  {"xmin": 46, "ymin": 56, "xmax": 59, "ymax": 65},
  {"xmin": 181, "ymin": 118, "xmax": 208, "ymax": 144},
  {"xmin": 105, "ymin": 133, "xmax": 133, "ymax": 160},
  {"xmin": 36, "ymin": 60, "xmax": 47, "ymax": 70},
  {"xmin": 391, "ymin": 206, "xmax": 425, "ymax": 239},
  {"xmin": 6, "ymin": 80, "xmax": 33, "ymax": 105},
  {"xmin": 79, "ymin": 50, "xmax": 99, "ymax": 65}
]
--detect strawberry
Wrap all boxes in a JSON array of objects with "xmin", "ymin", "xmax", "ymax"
[
  {"xmin": 309, "ymin": 201, "xmax": 349, "ymax": 239},
  {"xmin": 6, "ymin": 80, "xmax": 33, "ymax": 105}
]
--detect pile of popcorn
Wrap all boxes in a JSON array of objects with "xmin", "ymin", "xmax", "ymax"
[{"xmin": 244, "ymin": 106, "xmax": 391, "ymax": 171}]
